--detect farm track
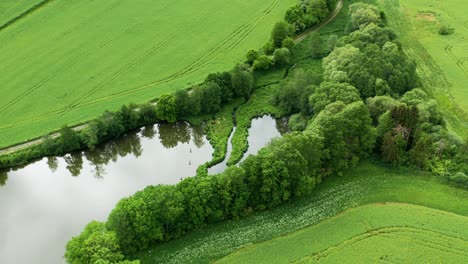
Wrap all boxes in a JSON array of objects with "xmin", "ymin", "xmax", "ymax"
[
  {"xmin": 299, "ymin": 226, "xmax": 468, "ymax": 263},
  {"xmin": 0, "ymin": 0, "xmax": 343, "ymax": 156}
]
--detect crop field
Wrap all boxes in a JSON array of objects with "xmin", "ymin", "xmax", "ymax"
[
  {"xmin": 377, "ymin": 0, "xmax": 468, "ymax": 137},
  {"xmin": 0, "ymin": 0, "xmax": 295, "ymax": 148},
  {"xmin": 0, "ymin": 0, "xmax": 44, "ymax": 26},
  {"xmin": 218, "ymin": 203, "xmax": 468, "ymax": 264},
  {"xmin": 135, "ymin": 161, "xmax": 468, "ymax": 263}
]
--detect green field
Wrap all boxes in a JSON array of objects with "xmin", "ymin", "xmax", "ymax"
[
  {"xmin": 377, "ymin": 0, "xmax": 468, "ymax": 137},
  {"xmin": 135, "ymin": 161, "xmax": 468, "ymax": 263},
  {"xmin": 0, "ymin": 0, "xmax": 295, "ymax": 148},
  {"xmin": 218, "ymin": 203, "xmax": 468, "ymax": 263},
  {"xmin": 0, "ymin": 0, "xmax": 43, "ymax": 26}
]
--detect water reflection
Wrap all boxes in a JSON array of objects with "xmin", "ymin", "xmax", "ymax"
[
  {"xmin": 239, "ymin": 115, "xmax": 289, "ymax": 163},
  {"xmin": 0, "ymin": 122, "xmax": 213, "ymax": 264},
  {"xmin": 0, "ymin": 170, "xmax": 7, "ymax": 186}
]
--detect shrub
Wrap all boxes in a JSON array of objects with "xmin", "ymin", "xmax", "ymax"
[
  {"xmin": 438, "ymin": 25, "xmax": 453, "ymax": 35},
  {"xmin": 253, "ymin": 55, "xmax": 273, "ymax": 70}
]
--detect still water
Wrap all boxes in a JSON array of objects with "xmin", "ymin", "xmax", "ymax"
[
  {"xmin": 239, "ymin": 115, "xmax": 288, "ymax": 163},
  {"xmin": 0, "ymin": 122, "xmax": 213, "ymax": 264},
  {"xmin": 0, "ymin": 116, "xmax": 284, "ymax": 263}
]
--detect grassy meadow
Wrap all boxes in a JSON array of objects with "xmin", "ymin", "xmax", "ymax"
[
  {"xmin": 0, "ymin": 0, "xmax": 295, "ymax": 148},
  {"xmin": 218, "ymin": 203, "xmax": 468, "ymax": 264},
  {"xmin": 377, "ymin": 0, "xmax": 468, "ymax": 137},
  {"xmin": 134, "ymin": 161, "xmax": 468, "ymax": 263}
]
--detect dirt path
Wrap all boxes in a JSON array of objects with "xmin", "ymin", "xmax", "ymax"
[
  {"xmin": 0, "ymin": 1, "xmax": 344, "ymax": 157},
  {"xmin": 295, "ymin": 0, "xmax": 344, "ymax": 43}
]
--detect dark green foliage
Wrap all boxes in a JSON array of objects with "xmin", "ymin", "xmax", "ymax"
[
  {"xmin": 308, "ymin": 0, "xmax": 329, "ymax": 23},
  {"xmin": 310, "ymin": 32, "xmax": 324, "ymax": 58},
  {"xmin": 273, "ymin": 48, "xmax": 291, "ymax": 66},
  {"xmin": 273, "ymin": 69, "xmax": 316, "ymax": 115},
  {"xmin": 205, "ymin": 72, "xmax": 233, "ymax": 103},
  {"xmin": 156, "ymin": 94, "xmax": 177, "ymax": 123},
  {"xmin": 174, "ymin": 90, "xmax": 191, "ymax": 118},
  {"xmin": 349, "ymin": 3, "xmax": 382, "ymax": 30},
  {"xmin": 281, "ymin": 37, "xmax": 295, "ymax": 50},
  {"xmin": 366, "ymin": 95, "xmax": 401, "ymax": 124},
  {"xmin": 59, "ymin": 126, "xmax": 81, "ymax": 152},
  {"xmin": 65, "ymin": 221, "xmax": 126, "ymax": 264},
  {"xmin": 231, "ymin": 64, "xmax": 254, "ymax": 99},
  {"xmin": 308, "ymin": 101, "xmax": 376, "ymax": 175},
  {"xmin": 285, "ymin": 0, "xmax": 330, "ymax": 33},
  {"xmin": 262, "ymin": 41, "xmax": 275, "ymax": 55},
  {"xmin": 309, "ymin": 82, "xmax": 361, "ymax": 114},
  {"xmin": 197, "ymin": 82, "xmax": 222, "ymax": 115},
  {"xmin": 246, "ymin": 50, "xmax": 260, "ymax": 65},
  {"xmin": 438, "ymin": 25, "xmax": 453, "ymax": 35},
  {"xmin": 271, "ymin": 21, "xmax": 290, "ymax": 48},
  {"xmin": 288, "ymin": 113, "xmax": 309, "ymax": 131},
  {"xmin": 41, "ymin": 134, "xmax": 60, "ymax": 155},
  {"xmin": 107, "ymin": 185, "xmax": 184, "ymax": 254},
  {"xmin": 324, "ymin": 30, "xmax": 417, "ymax": 98},
  {"xmin": 253, "ymin": 55, "xmax": 274, "ymax": 70}
]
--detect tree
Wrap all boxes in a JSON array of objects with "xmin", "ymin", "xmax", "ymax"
[
  {"xmin": 81, "ymin": 121, "xmax": 101, "ymax": 150},
  {"xmin": 308, "ymin": 0, "xmax": 329, "ymax": 22},
  {"xmin": 59, "ymin": 126, "xmax": 81, "ymax": 152},
  {"xmin": 282, "ymin": 37, "xmax": 295, "ymax": 50},
  {"xmin": 199, "ymin": 82, "xmax": 222, "ymax": 114},
  {"xmin": 273, "ymin": 48, "xmax": 291, "ymax": 65},
  {"xmin": 253, "ymin": 55, "xmax": 273, "ymax": 70},
  {"xmin": 285, "ymin": 4, "xmax": 307, "ymax": 32},
  {"xmin": 309, "ymin": 82, "xmax": 361, "ymax": 114},
  {"xmin": 349, "ymin": 3, "xmax": 381, "ymax": 30},
  {"xmin": 246, "ymin": 49, "xmax": 259, "ymax": 65},
  {"xmin": 262, "ymin": 41, "xmax": 275, "ymax": 55},
  {"xmin": 155, "ymin": 94, "xmax": 177, "ymax": 123},
  {"xmin": 41, "ymin": 134, "xmax": 60, "ymax": 154},
  {"xmin": 271, "ymin": 21, "xmax": 290, "ymax": 48},
  {"xmin": 307, "ymin": 101, "xmax": 376, "ymax": 174},
  {"xmin": 274, "ymin": 69, "xmax": 316, "ymax": 115},
  {"xmin": 174, "ymin": 89, "xmax": 191, "ymax": 118},
  {"xmin": 205, "ymin": 72, "xmax": 233, "ymax": 103},
  {"xmin": 310, "ymin": 32, "xmax": 324, "ymax": 58},
  {"xmin": 381, "ymin": 132, "xmax": 405, "ymax": 166},
  {"xmin": 326, "ymin": 35, "xmax": 339, "ymax": 52},
  {"xmin": 231, "ymin": 64, "xmax": 254, "ymax": 99},
  {"xmin": 65, "ymin": 221, "xmax": 124, "ymax": 264}
]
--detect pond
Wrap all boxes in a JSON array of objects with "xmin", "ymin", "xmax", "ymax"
[
  {"xmin": 0, "ymin": 116, "xmax": 287, "ymax": 263},
  {"xmin": 0, "ymin": 122, "xmax": 213, "ymax": 264},
  {"xmin": 209, "ymin": 115, "xmax": 288, "ymax": 174}
]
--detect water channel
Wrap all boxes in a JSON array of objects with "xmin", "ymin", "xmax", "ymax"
[{"xmin": 0, "ymin": 116, "xmax": 285, "ymax": 263}]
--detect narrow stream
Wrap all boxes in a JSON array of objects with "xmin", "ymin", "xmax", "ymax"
[
  {"xmin": 208, "ymin": 127, "xmax": 237, "ymax": 175},
  {"xmin": 0, "ymin": 122, "xmax": 213, "ymax": 264}
]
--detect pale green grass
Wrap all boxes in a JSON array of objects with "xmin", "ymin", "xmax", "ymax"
[
  {"xmin": 134, "ymin": 161, "xmax": 468, "ymax": 263},
  {"xmin": 0, "ymin": 0, "xmax": 296, "ymax": 148},
  {"xmin": 218, "ymin": 203, "xmax": 468, "ymax": 264},
  {"xmin": 0, "ymin": 0, "xmax": 43, "ymax": 26},
  {"xmin": 377, "ymin": 0, "xmax": 468, "ymax": 138}
]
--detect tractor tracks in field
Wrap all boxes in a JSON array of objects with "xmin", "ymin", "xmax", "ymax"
[
  {"xmin": 298, "ymin": 226, "xmax": 468, "ymax": 263},
  {"xmin": 71, "ymin": 0, "xmax": 283, "ymax": 109},
  {"xmin": 0, "ymin": 0, "xmax": 177, "ymax": 118},
  {"xmin": 0, "ymin": 0, "xmax": 344, "ymax": 156}
]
